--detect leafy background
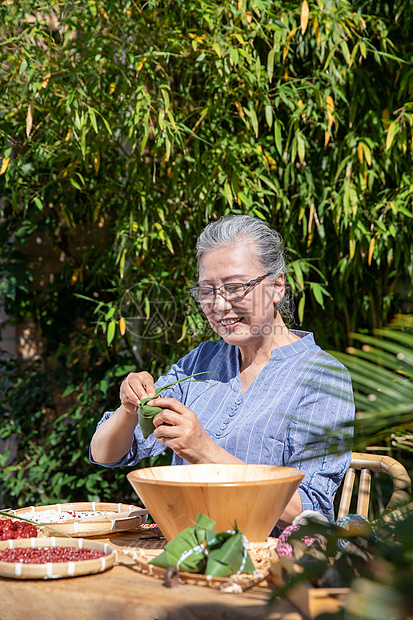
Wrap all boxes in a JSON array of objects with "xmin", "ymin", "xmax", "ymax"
[{"xmin": 0, "ymin": 0, "xmax": 412, "ymax": 509}]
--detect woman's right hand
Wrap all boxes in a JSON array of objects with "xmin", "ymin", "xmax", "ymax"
[
  {"xmin": 119, "ymin": 371, "xmax": 156, "ymax": 415},
  {"xmin": 91, "ymin": 371, "xmax": 156, "ymax": 464}
]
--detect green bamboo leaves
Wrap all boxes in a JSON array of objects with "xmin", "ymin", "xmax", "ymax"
[
  {"xmin": 138, "ymin": 372, "xmax": 216, "ymax": 439},
  {"xmin": 149, "ymin": 512, "xmax": 256, "ymax": 577}
]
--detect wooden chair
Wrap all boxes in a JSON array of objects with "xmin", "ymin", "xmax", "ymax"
[{"xmin": 337, "ymin": 452, "xmax": 412, "ymax": 520}]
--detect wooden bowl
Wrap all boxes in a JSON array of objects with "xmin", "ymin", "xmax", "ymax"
[{"xmin": 127, "ymin": 463, "xmax": 304, "ymax": 542}]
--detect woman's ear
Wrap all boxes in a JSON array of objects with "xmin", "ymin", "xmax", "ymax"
[{"xmin": 272, "ymin": 273, "xmax": 285, "ymax": 304}]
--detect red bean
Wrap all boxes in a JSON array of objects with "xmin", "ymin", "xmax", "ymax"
[
  {"xmin": 0, "ymin": 547, "xmax": 108, "ymax": 564},
  {"xmin": 0, "ymin": 519, "xmax": 38, "ymax": 540}
]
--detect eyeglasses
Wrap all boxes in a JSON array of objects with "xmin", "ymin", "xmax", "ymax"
[{"xmin": 190, "ymin": 272, "xmax": 274, "ymax": 303}]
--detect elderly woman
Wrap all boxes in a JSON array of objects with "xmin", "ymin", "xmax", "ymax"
[{"xmin": 90, "ymin": 214, "xmax": 354, "ymax": 530}]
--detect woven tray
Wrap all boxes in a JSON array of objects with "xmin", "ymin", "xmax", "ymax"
[
  {"xmin": 123, "ymin": 538, "xmax": 278, "ymax": 593},
  {"xmin": 0, "ymin": 537, "xmax": 116, "ymax": 580},
  {"xmin": 4, "ymin": 503, "xmax": 148, "ymax": 537}
]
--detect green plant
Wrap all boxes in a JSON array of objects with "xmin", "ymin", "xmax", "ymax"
[
  {"xmin": 1, "ymin": 0, "xmax": 412, "ymax": 351},
  {"xmin": 0, "ymin": 355, "xmax": 149, "ymax": 508},
  {"xmin": 1, "ymin": 1, "xmax": 412, "ymax": 510},
  {"xmin": 270, "ymin": 509, "xmax": 413, "ymax": 619},
  {"xmin": 331, "ymin": 315, "xmax": 413, "ymax": 456}
]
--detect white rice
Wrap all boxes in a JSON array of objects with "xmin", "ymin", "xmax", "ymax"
[{"xmin": 16, "ymin": 509, "xmax": 104, "ymax": 524}]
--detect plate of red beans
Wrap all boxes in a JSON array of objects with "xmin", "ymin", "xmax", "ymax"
[{"xmin": 0, "ymin": 537, "xmax": 116, "ymax": 579}]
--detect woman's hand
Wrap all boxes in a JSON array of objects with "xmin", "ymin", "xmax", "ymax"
[
  {"xmin": 91, "ymin": 371, "xmax": 156, "ymax": 464},
  {"xmin": 149, "ymin": 396, "xmax": 243, "ymax": 465},
  {"xmin": 119, "ymin": 371, "xmax": 156, "ymax": 415}
]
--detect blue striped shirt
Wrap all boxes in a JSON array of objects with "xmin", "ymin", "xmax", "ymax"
[{"xmin": 92, "ymin": 331, "xmax": 355, "ymax": 522}]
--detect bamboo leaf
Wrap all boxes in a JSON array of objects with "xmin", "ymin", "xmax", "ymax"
[
  {"xmin": 177, "ymin": 317, "xmax": 187, "ymax": 343},
  {"xmin": 19, "ymin": 58, "xmax": 28, "ymax": 74},
  {"xmin": 313, "ymin": 15, "xmax": 321, "ymax": 44},
  {"xmin": 368, "ymin": 237, "xmax": 375, "ymax": 266},
  {"xmin": 149, "ymin": 513, "xmax": 254, "ymax": 577},
  {"xmin": 119, "ymin": 248, "xmax": 127, "ymax": 278},
  {"xmin": 99, "ymin": 114, "xmax": 113, "ymax": 136},
  {"xmin": 167, "ymin": 110, "xmax": 177, "ymax": 130},
  {"xmin": 70, "ymin": 178, "xmax": 82, "ymax": 190},
  {"xmin": 386, "ymin": 121, "xmax": 397, "ymax": 150},
  {"xmin": 81, "ymin": 126, "xmax": 86, "ymax": 159},
  {"xmin": 397, "ymin": 206, "xmax": 413, "ymax": 219},
  {"xmin": 139, "ymin": 373, "xmax": 217, "ymax": 438},
  {"xmin": 360, "ymin": 41, "xmax": 367, "ymax": 58},
  {"xmin": 140, "ymin": 131, "xmax": 149, "ymax": 155},
  {"xmin": 255, "ymin": 53, "xmax": 261, "ymax": 81},
  {"xmin": 41, "ymin": 73, "xmax": 51, "ymax": 89},
  {"xmin": 165, "ymin": 235, "xmax": 174, "ymax": 254},
  {"xmin": 311, "ymin": 282, "xmax": 325, "ymax": 307},
  {"xmin": 265, "ymin": 104, "xmax": 273, "ymax": 129},
  {"xmin": 105, "ymin": 307, "xmax": 115, "ymax": 320},
  {"xmin": 93, "ymin": 151, "xmax": 100, "ymax": 173},
  {"xmin": 357, "ymin": 142, "xmax": 364, "ymax": 164},
  {"xmin": 107, "ymin": 320, "xmax": 116, "ymax": 346},
  {"xmin": 89, "ymin": 108, "xmax": 98, "ymax": 133},
  {"xmin": 362, "ymin": 143, "xmax": 372, "ymax": 166},
  {"xmin": 33, "ymin": 197, "xmax": 43, "ymax": 211},
  {"xmin": 165, "ymin": 135, "xmax": 171, "ymax": 160},
  {"xmin": 274, "ymin": 119, "xmax": 282, "ymax": 155},
  {"xmin": 301, "ymin": 0, "xmax": 309, "ymax": 34},
  {"xmin": 224, "ymin": 182, "xmax": 233, "ymax": 207},
  {"xmin": 0, "ymin": 157, "xmax": 10, "ymax": 175},
  {"xmin": 250, "ymin": 106, "xmax": 259, "ymax": 137},
  {"xmin": 293, "ymin": 262, "xmax": 304, "ymax": 289},
  {"xmin": 340, "ymin": 40, "xmax": 351, "ymax": 65},
  {"xmin": 213, "ymin": 42, "xmax": 221, "ymax": 58},
  {"xmin": 267, "ymin": 48, "xmax": 275, "ymax": 82},
  {"xmin": 137, "ymin": 57, "xmax": 147, "ymax": 73},
  {"xmin": 298, "ymin": 296, "xmax": 305, "ymax": 324},
  {"xmin": 26, "ymin": 101, "xmax": 34, "ymax": 137},
  {"xmin": 161, "ymin": 88, "xmax": 170, "ymax": 111},
  {"xmin": 283, "ymin": 28, "xmax": 298, "ymax": 62},
  {"xmin": 297, "ymin": 134, "xmax": 305, "ymax": 163},
  {"xmin": 349, "ymin": 235, "xmax": 356, "ymax": 260}
]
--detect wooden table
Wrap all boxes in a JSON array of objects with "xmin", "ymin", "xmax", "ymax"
[{"xmin": 0, "ymin": 531, "xmax": 304, "ymax": 620}]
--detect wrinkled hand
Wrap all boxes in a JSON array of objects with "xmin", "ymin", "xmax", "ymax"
[
  {"xmin": 119, "ymin": 371, "xmax": 156, "ymax": 415},
  {"xmin": 150, "ymin": 397, "xmax": 214, "ymax": 463}
]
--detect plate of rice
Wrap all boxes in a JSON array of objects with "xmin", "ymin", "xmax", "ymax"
[{"xmin": 2, "ymin": 502, "xmax": 148, "ymax": 537}]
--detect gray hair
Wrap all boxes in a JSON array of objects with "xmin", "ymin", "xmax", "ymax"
[{"xmin": 196, "ymin": 214, "xmax": 295, "ymax": 323}]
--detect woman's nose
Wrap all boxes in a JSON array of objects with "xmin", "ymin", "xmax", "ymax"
[{"xmin": 212, "ymin": 292, "xmax": 232, "ymax": 311}]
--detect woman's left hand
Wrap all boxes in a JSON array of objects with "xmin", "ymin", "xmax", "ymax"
[{"xmin": 150, "ymin": 397, "xmax": 241, "ymax": 464}]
